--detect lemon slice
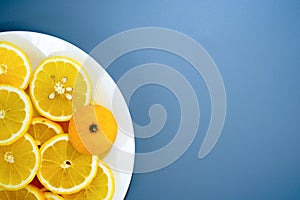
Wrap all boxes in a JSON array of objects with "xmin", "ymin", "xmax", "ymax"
[
  {"xmin": 0, "ymin": 41, "xmax": 32, "ymax": 89},
  {"xmin": 44, "ymin": 192, "xmax": 64, "ymax": 200},
  {"xmin": 0, "ymin": 85, "xmax": 33, "ymax": 145},
  {"xmin": 30, "ymin": 56, "xmax": 92, "ymax": 121},
  {"xmin": 63, "ymin": 161, "xmax": 115, "ymax": 200},
  {"xmin": 0, "ymin": 185, "xmax": 44, "ymax": 200},
  {"xmin": 37, "ymin": 134, "xmax": 98, "ymax": 194},
  {"xmin": 0, "ymin": 134, "xmax": 40, "ymax": 190},
  {"xmin": 28, "ymin": 117, "xmax": 64, "ymax": 147}
]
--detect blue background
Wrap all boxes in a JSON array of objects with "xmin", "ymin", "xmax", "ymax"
[{"xmin": 1, "ymin": 1, "xmax": 300, "ymax": 199}]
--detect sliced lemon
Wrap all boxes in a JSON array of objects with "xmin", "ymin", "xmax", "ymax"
[
  {"xmin": 44, "ymin": 192, "xmax": 64, "ymax": 200},
  {"xmin": 0, "ymin": 85, "xmax": 33, "ymax": 145},
  {"xmin": 37, "ymin": 134, "xmax": 98, "ymax": 194},
  {"xmin": 0, "ymin": 41, "xmax": 32, "ymax": 89},
  {"xmin": 0, "ymin": 184, "xmax": 44, "ymax": 200},
  {"xmin": 63, "ymin": 161, "xmax": 115, "ymax": 200},
  {"xmin": 0, "ymin": 134, "xmax": 40, "ymax": 190},
  {"xmin": 27, "ymin": 117, "xmax": 63, "ymax": 147},
  {"xmin": 30, "ymin": 56, "xmax": 92, "ymax": 121}
]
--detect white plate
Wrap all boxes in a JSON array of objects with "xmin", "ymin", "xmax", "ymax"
[{"xmin": 0, "ymin": 31, "xmax": 135, "ymax": 200}]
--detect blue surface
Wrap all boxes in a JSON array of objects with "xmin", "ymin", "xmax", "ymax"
[{"xmin": 1, "ymin": 1, "xmax": 300, "ymax": 199}]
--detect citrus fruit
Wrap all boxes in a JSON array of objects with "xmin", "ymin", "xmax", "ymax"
[
  {"xmin": 63, "ymin": 161, "xmax": 115, "ymax": 200},
  {"xmin": 0, "ymin": 134, "xmax": 40, "ymax": 190},
  {"xmin": 0, "ymin": 184, "xmax": 44, "ymax": 200},
  {"xmin": 68, "ymin": 104, "xmax": 118, "ymax": 156},
  {"xmin": 27, "ymin": 117, "xmax": 63, "ymax": 147},
  {"xmin": 44, "ymin": 192, "xmax": 64, "ymax": 200},
  {"xmin": 37, "ymin": 134, "xmax": 98, "ymax": 194},
  {"xmin": 0, "ymin": 41, "xmax": 32, "ymax": 89},
  {"xmin": 29, "ymin": 56, "xmax": 92, "ymax": 121},
  {"xmin": 0, "ymin": 85, "xmax": 33, "ymax": 145}
]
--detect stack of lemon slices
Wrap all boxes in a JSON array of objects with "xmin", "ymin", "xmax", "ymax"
[{"xmin": 0, "ymin": 41, "xmax": 116, "ymax": 200}]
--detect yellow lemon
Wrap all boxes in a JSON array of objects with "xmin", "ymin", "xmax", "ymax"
[
  {"xmin": 0, "ymin": 184, "xmax": 44, "ymax": 200},
  {"xmin": 30, "ymin": 56, "xmax": 92, "ymax": 121},
  {"xmin": 0, "ymin": 134, "xmax": 40, "ymax": 190},
  {"xmin": 0, "ymin": 85, "xmax": 33, "ymax": 145},
  {"xmin": 63, "ymin": 161, "xmax": 115, "ymax": 200},
  {"xmin": 0, "ymin": 41, "xmax": 32, "ymax": 89},
  {"xmin": 37, "ymin": 134, "xmax": 98, "ymax": 194},
  {"xmin": 27, "ymin": 117, "xmax": 63, "ymax": 147}
]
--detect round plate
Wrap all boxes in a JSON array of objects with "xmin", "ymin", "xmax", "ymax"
[{"xmin": 0, "ymin": 31, "xmax": 135, "ymax": 200}]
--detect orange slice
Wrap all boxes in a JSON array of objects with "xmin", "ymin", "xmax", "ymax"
[
  {"xmin": 30, "ymin": 56, "xmax": 92, "ymax": 121},
  {"xmin": 0, "ymin": 134, "xmax": 40, "ymax": 190},
  {"xmin": 0, "ymin": 185, "xmax": 44, "ymax": 200},
  {"xmin": 0, "ymin": 85, "xmax": 33, "ymax": 145},
  {"xmin": 37, "ymin": 134, "xmax": 98, "ymax": 194},
  {"xmin": 63, "ymin": 161, "xmax": 115, "ymax": 200},
  {"xmin": 27, "ymin": 117, "xmax": 63, "ymax": 147},
  {"xmin": 0, "ymin": 41, "xmax": 32, "ymax": 89}
]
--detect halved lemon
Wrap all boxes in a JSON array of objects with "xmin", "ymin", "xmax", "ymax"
[
  {"xmin": 0, "ymin": 184, "xmax": 44, "ymax": 200},
  {"xmin": 63, "ymin": 161, "xmax": 115, "ymax": 200},
  {"xmin": 0, "ymin": 134, "xmax": 40, "ymax": 190},
  {"xmin": 30, "ymin": 56, "xmax": 92, "ymax": 121},
  {"xmin": 0, "ymin": 85, "xmax": 33, "ymax": 145},
  {"xmin": 0, "ymin": 41, "xmax": 32, "ymax": 89},
  {"xmin": 27, "ymin": 117, "xmax": 63, "ymax": 147},
  {"xmin": 37, "ymin": 134, "xmax": 98, "ymax": 194},
  {"xmin": 44, "ymin": 192, "xmax": 64, "ymax": 200}
]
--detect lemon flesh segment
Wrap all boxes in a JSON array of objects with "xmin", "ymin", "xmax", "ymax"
[
  {"xmin": 0, "ymin": 134, "xmax": 40, "ymax": 190},
  {"xmin": 0, "ymin": 184, "xmax": 44, "ymax": 200},
  {"xmin": 38, "ymin": 134, "xmax": 98, "ymax": 194},
  {"xmin": 30, "ymin": 56, "xmax": 92, "ymax": 122},
  {"xmin": 0, "ymin": 85, "xmax": 33, "ymax": 145},
  {"xmin": 0, "ymin": 41, "xmax": 32, "ymax": 89},
  {"xmin": 63, "ymin": 161, "xmax": 115, "ymax": 200}
]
